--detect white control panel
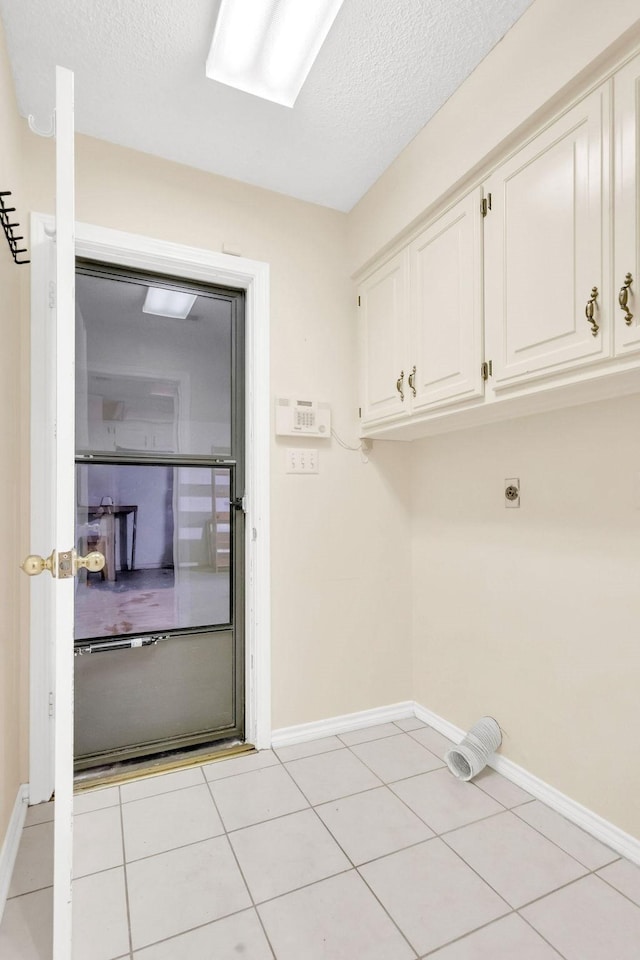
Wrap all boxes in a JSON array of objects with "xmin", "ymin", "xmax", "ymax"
[{"xmin": 275, "ymin": 397, "xmax": 331, "ymax": 438}]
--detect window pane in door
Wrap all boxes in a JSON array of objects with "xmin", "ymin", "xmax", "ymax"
[
  {"xmin": 75, "ymin": 271, "xmax": 233, "ymax": 457},
  {"xmin": 75, "ymin": 464, "xmax": 232, "ymax": 640}
]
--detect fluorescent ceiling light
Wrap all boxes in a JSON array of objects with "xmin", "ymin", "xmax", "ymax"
[
  {"xmin": 206, "ymin": 0, "xmax": 345, "ymax": 108},
  {"xmin": 142, "ymin": 288, "xmax": 197, "ymax": 319}
]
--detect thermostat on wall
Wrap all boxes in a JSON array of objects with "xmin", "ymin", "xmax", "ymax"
[{"xmin": 275, "ymin": 397, "xmax": 331, "ymax": 438}]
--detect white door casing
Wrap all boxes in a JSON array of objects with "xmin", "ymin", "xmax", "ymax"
[
  {"xmin": 29, "ymin": 215, "xmax": 271, "ymax": 955},
  {"xmin": 30, "ymin": 219, "xmax": 272, "ymax": 778}
]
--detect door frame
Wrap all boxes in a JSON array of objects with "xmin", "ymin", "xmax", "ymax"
[{"xmin": 29, "ymin": 213, "xmax": 271, "ymax": 801}]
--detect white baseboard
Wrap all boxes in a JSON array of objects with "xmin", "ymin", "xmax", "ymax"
[
  {"xmin": 271, "ymin": 701, "xmax": 414, "ymax": 749},
  {"xmin": 415, "ymin": 703, "xmax": 640, "ymax": 867},
  {"xmin": 0, "ymin": 784, "xmax": 29, "ymax": 924},
  {"xmin": 272, "ymin": 700, "xmax": 640, "ymax": 866}
]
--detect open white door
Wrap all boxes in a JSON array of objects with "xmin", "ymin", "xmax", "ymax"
[
  {"xmin": 23, "ymin": 66, "xmax": 79, "ymax": 960},
  {"xmin": 52, "ymin": 64, "xmax": 77, "ymax": 960}
]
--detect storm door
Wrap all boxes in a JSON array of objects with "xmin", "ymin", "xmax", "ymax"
[{"xmin": 73, "ymin": 260, "xmax": 245, "ymax": 769}]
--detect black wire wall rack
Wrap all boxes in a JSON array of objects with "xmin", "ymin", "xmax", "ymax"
[{"xmin": 0, "ymin": 191, "xmax": 30, "ymax": 264}]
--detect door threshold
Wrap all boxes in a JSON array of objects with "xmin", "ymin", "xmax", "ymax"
[{"xmin": 74, "ymin": 739, "xmax": 255, "ymax": 792}]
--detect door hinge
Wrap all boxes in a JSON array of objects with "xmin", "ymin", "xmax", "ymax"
[
  {"xmin": 481, "ymin": 193, "xmax": 492, "ymax": 217},
  {"xmin": 358, "ymin": 407, "xmax": 361, "ymax": 418},
  {"xmin": 357, "ymin": 295, "xmax": 361, "ymax": 307},
  {"xmin": 48, "ymin": 281, "xmax": 56, "ymax": 309},
  {"xmin": 481, "ymin": 360, "xmax": 493, "ymax": 380},
  {"xmin": 48, "ymin": 692, "xmax": 54, "ymax": 718}
]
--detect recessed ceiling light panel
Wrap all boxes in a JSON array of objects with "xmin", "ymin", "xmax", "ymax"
[
  {"xmin": 142, "ymin": 288, "xmax": 197, "ymax": 319},
  {"xmin": 206, "ymin": 0, "xmax": 345, "ymax": 108}
]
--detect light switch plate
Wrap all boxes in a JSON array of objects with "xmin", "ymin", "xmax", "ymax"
[{"xmin": 286, "ymin": 448, "xmax": 318, "ymax": 474}]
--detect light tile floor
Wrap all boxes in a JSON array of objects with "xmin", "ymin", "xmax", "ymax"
[{"xmin": 2, "ymin": 719, "xmax": 640, "ymax": 958}]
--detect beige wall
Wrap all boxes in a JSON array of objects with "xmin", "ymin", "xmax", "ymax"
[
  {"xmin": 0, "ymin": 20, "xmax": 28, "ymax": 840},
  {"xmin": 20, "ymin": 132, "xmax": 413, "ymax": 733},
  {"xmin": 348, "ymin": 0, "xmax": 640, "ymax": 838},
  {"xmin": 410, "ymin": 396, "xmax": 640, "ymax": 838},
  {"xmin": 348, "ymin": 0, "xmax": 640, "ymax": 273}
]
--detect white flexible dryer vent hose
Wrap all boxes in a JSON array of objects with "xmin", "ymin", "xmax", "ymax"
[{"xmin": 444, "ymin": 717, "xmax": 502, "ymax": 781}]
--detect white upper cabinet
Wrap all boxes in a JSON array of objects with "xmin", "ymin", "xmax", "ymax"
[
  {"xmin": 358, "ymin": 190, "xmax": 484, "ymax": 427},
  {"xmin": 614, "ymin": 53, "xmax": 640, "ymax": 355},
  {"xmin": 409, "ymin": 189, "xmax": 484, "ymax": 411},
  {"xmin": 358, "ymin": 251, "xmax": 408, "ymax": 423},
  {"xmin": 484, "ymin": 85, "xmax": 611, "ymax": 389},
  {"xmin": 357, "ymin": 46, "xmax": 640, "ymax": 440}
]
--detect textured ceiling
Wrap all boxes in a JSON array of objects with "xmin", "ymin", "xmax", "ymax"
[{"xmin": 0, "ymin": 0, "xmax": 534, "ymax": 211}]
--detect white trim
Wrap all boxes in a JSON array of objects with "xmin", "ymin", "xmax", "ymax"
[
  {"xmin": 414, "ymin": 702, "xmax": 640, "ymax": 866},
  {"xmin": 271, "ymin": 701, "xmax": 414, "ymax": 748},
  {"xmin": 0, "ymin": 784, "xmax": 29, "ymax": 924},
  {"xmin": 53, "ymin": 66, "xmax": 77, "ymax": 960},
  {"xmin": 28, "ymin": 215, "xmax": 56, "ymax": 803},
  {"xmin": 273, "ymin": 699, "xmax": 640, "ymax": 866},
  {"xmin": 29, "ymin": 213, "xmax": 272, "ymax": 789}
]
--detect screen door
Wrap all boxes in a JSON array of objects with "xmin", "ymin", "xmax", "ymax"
[{"xmin": 72, "ymin": 261, "xmax": 245, "ymax": 768}]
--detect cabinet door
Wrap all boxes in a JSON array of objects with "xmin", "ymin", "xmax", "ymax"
[
  {"xmin": 409, "ymin": 189, "xmax": 484, "ymax": 410},
  {"xmin": 358, "ymin": 251, "xmax": 408, "ymax": 424},
  {"xmin": 485, "ymin": 85, "xmax": 611, "ymax": 388},
  {"xmin": 614, "ymin": 53, "xmax": 640, "ymax": 355}
]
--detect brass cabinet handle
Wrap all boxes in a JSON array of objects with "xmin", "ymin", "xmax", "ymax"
[
  {"xmin": 408, "ymin": 365, "xmax": 417, "ymax": 398},
  {"xmin": 619, "ymin": 272, "xmax": 634, "ymax": 325},
  {"xmin": 585, "ymin": 286, "xmax": 599, "ymax": 337},
  {"xmin": 396, "ymin": 370, "xmax": 405, "ymax": 402}
]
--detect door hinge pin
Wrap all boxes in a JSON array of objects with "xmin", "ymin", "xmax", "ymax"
[{"xmin": 481, "ymin": 193, "xmax": 492, "ymax": 217}]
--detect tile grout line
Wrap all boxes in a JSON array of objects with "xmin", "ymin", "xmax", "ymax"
[
  {"xmin": 119, "ymin": 765, "xmax": 279, "ymax": 956},
  {"xmin": 275, "ymin": 756, "xmax": 421, "ymax": 959},
  {"xmin": 341, "ymin": 740, "xmax": 526, "ymax": 946},
  {"xmin": 593, "ymin": 866, "xmax": 640, "ymax": 910},
  {"xmin": 350, "ymin": 734, "xmax": 620, "ymax": 879},
  {"xmin": 5, "ymin": 882, "xmax": 53, "ymax": 902},
  {"xmin": 417, "ymin": 913, "xmax": 525, "ymax": 959},
  {"xmin": 514, "ymin": 909, "xmax": 572, "ymax": 960},
  {"xmin": 117, "ymin": 785, "xmax": 135, "ymax": 960},
  {"xmin": 514, "ymin": 860, "xmax": 640, "ymax": 912},
  {"xmin": 203, "ymin": 766, "xmax": 278, "ymax": 960},
  {"xmin": 509, "ymin": 802, "xmax": 620, "ymax": 871}
]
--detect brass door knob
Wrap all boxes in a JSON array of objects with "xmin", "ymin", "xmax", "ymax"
[
  {"xmin": 76, "ymin": 551, "xmax": 105, "ymax": 573},
  {"xmin": 20, "ymin": 552, "xmax": 56, "ymax": 577},
  {"xmin": 21, "ymin": 549, "xmax": 105, "ymax": 577}
]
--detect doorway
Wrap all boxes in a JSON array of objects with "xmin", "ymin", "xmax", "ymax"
[
  {"xmin": 28, "ymin": 214, "xmax": 271, "ymax": 808},
  {"xmin": 72, "ymin": 260, "xmax": 246, "ymax": 770}
]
